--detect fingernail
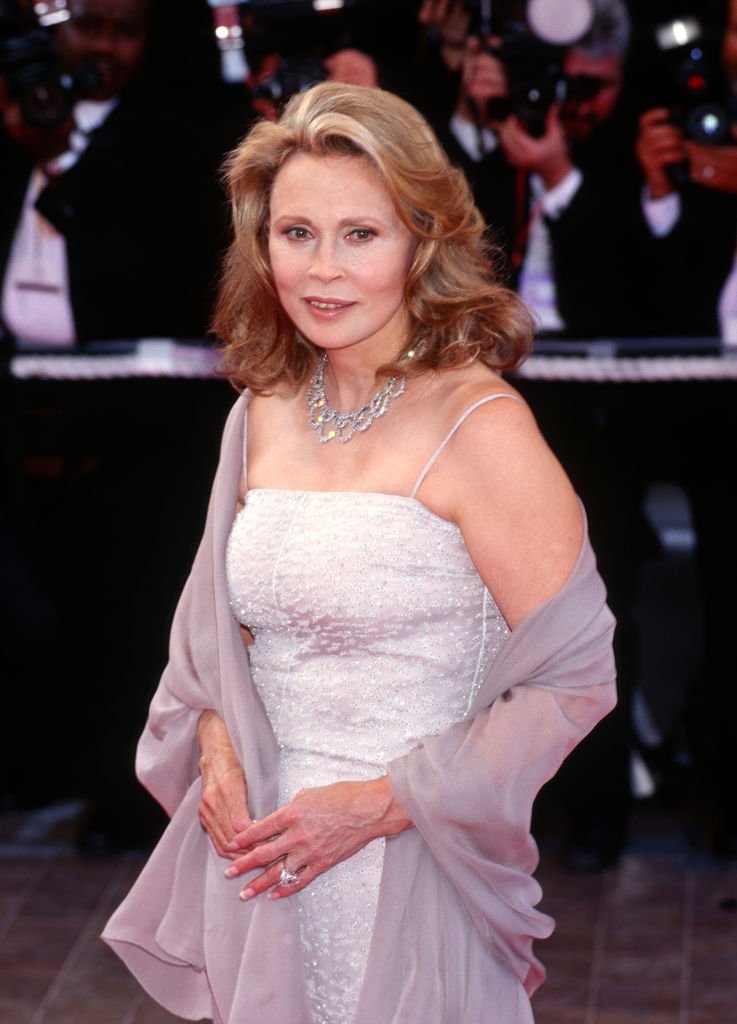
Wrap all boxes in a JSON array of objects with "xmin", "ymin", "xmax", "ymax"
[
  {"xmin": 225, "ymin": 866, "xmax": 238, "ymax": 878},
  {"xmin": 225, "ymin": 840, "xmax": 238, "ymax": 851},
  {"xmin": 240, "ymin": 888, "xmax": 255, "ymax": 901},
  {"xmin": 267, "ymin": 890, "xmax": 281, "ymax": 900}
]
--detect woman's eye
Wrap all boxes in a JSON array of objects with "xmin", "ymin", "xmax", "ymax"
[
  {"xmin": 284, "ymin": 227, "xmax": 311, "ymax": 241},
  {"xmin": 349, "ymin": 228, "xmax": 376, "ymax": 242}
]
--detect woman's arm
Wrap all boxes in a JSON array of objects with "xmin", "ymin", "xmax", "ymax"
[
  {"xmin": 439, "ymin": 390, "xmax": 583, "ymax": 629},
  {"xmin": 197, "ymin": 709, "xmax": 255, "ymax": 859}
]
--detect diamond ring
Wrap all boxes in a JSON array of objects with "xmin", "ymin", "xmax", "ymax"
[{"xmin": 279, "ymin": 864, "xmax": 301, "ymax": 888}]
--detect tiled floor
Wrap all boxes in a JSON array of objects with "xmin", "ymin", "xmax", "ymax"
[
  {"xmin": 1, "ymin": 797, "xmax": 736, "ymax": 1023},
  {"xmin": 534, "ymin": 819, "xmax": 737, "ymax": 1024}
]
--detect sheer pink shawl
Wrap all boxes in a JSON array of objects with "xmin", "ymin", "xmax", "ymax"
[{"xmin": 102, "ymin": 391, "xmax": 616, "ymax": 1023}]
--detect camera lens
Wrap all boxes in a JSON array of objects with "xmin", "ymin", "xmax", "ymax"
[
  {"xmin": 686, "ymin": 102, "xmax": 730, "ymax": 144},
  {"xmin": 20, "ymin": 75, "xmax": 73, "ymax": 129}
]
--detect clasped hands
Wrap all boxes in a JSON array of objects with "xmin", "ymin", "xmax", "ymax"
[{"xmin": 197, "ymin": 713, "xmax": 412, "ymax": 902}]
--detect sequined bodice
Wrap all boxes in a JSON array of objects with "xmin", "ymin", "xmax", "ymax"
[
  {"xmin": 225, "ymin": 487, "xmax": 510, "ymax": 1024},
  {"xmin": 227, "ymin": 489, "xmax": 509, "ymax": 770}
]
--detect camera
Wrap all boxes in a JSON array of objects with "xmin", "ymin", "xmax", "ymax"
[
  {"xmin": 467, "ymin": 0, "xmax": 594, "ymax": 137},
  {"xmin": 655, "ymin": 16, "xmax": 736, "ymax": 146},
  {"xmin": 483, "ymin": 31, "xmax": 567, "ymax": 137},
  {"xmin": 243, "ymin": 0, "xmax": 358, "ymax": 109},
  {"xmin": 251, "ymin": 54, "xmax": 327, "ymax": 106},
  {"xmin": 0, "ymin": 1, "xmax": 96, "ymax": 131}
]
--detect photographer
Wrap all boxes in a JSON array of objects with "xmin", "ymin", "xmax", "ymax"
[
  {"xmin": 446, "ymin": 0, "xmax": 656, "ymax": 337},
  {"xmin": 0, "ymin": 0, "xmax": 239, "ymax": 850},
  {"xmin": 249, "ymin": 46, "xmax": 379, "ymax": 123},
  {"xmin": 0, "ymin": 0, "xmax": 229, "ymax": 350},
  {"xmin": 241, "ymin": 0, "xmax": 416, "ymax": 123},
  {"xmin": 633, "ymin": 6, "xmax": 737, "ymax": 338},
  {"xmin": 631, "ymin": 1, "xmax": 737, "ymax": 859},
  {"xmin": 435, "ymin": 0, "xmax": 648, "ymax": 873}
]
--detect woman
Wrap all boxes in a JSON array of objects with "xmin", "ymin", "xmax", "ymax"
[{"xmin": 103, "ymin": 82, "xmax": 616, "ymax": 1023}]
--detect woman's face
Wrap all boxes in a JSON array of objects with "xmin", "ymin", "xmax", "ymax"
[{"xmin": 267, "ymin": 153, "xmax": 416, "ymax": 363}]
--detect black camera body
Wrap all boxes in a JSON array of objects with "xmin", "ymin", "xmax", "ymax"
[
  {"xmin": 484, "ymin": 28, "xmax": 566, "ymax": 138},
  {"xmin": 464, "ymin": 0, "xmax": 594, "ymax": 137},
  {"xmin": 250, "ymin": 55, "xmax": 327, "ymax": 107},
  {"xmin": 654, "ymin": 17, "xmax": 736, "ymax": 146},
  {"xmin": 668, "ymin": 47, "xmax": 733, "ymax": 146},
  {"xmin": 0, "ymin": 3, "xmax": 95, "ymax": 131},
  {"xmin": 646, "ymin": 16, "xmax": 737, "ymax": 187}
]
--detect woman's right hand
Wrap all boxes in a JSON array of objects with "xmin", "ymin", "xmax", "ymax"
[{"xmin": 197, "ymin": 710, "xmax": 255, "ymax": 859}]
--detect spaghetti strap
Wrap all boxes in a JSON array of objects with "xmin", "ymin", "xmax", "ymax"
[
  {"xmin": 242, "ymin": 409, "xmax": 248, "ymax": 486},
  {"xmin": 241, "ymin": 397, "xmax": 251, "ymax": 490},
  {"xmin": 410, "ymin": 393, "xmax": 523, "ymax": 499}
]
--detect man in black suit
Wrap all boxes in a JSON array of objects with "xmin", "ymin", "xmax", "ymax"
[
  {"xmin": 433, "ymin": 0, "xmax": 647, "ymax": 871},
  {"xmin": 473, "ymin": 0, "xmax": 737, "ymax": 865},
  {"xmin": 627, "ymin": 0, "xmax": 737, "ymax": 857},
  {"xmin": 0, "ymin": 0, "xmax": 228, "ymax": 349},
  {"xmin": 0, "ymin": 0, "xmax": 241, "ymax": 850}
]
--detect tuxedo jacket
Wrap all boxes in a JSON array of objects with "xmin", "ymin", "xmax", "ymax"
[
  {"xmin": 433, "ymin": 108, "xmax": 737, "ymax": 339},
  {"xmin": 0, "ymin": 82, "xmax": 236, "ymax": 348}
]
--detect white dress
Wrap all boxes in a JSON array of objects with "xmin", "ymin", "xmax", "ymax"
[{"xmin": 225, "ymin": 398, "xmax": 514, "ymax": 1024}]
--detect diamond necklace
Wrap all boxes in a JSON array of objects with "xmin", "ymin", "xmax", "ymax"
[{"xmin": 306, "ymin": 350, "xmax": 411, "ymax": 444}]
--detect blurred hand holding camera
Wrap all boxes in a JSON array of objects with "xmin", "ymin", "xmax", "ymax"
[
  {"xmin": 418, "ymin": 0, "xmax": 470, "ymax": 72},
  {"xmin": 684, "ymin": 134, "xmax": 737, "ymax": 194},
  {"xmin": 637, "ymin": 106, "xmax": 737, "ymax": 198},
  {"xmin": 636, "ymin": 107, "xmax": 687, "ymax": 199},
  {"xmin": 456, "ymin": 34, "xmax": 507, "ymax": 126},
  {"xmin": 495, "ymin": 102, "xmax": 574, "ymax": 188}
]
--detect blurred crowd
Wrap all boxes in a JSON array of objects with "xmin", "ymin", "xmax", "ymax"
[
  {"xmin": 3, "ymin": 0, "xmax": 737, "ymax": 351},
  {"xmin": 2, "ymin": 0, "xmax": 737, "ymax": 867}
]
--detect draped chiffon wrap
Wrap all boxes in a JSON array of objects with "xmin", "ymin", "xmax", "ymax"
[{"xmin": 102, "ymin": 390, "xmax": 617, "ymax": 1023}]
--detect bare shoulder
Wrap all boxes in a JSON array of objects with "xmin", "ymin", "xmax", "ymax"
[
  {"xmin": 424, "ymin": 366, "xmax": 583, "ymax": 628},
  {"xmin": 246, "ymin": 387, "xmax": 303, "ymax": 451},
  {"xmin": 239, "ymin": 388, "xmax": 300, "ymax": 498},
  {"xmin": 418, "ymin": 363, "xmax": 542, "ymax": 482},
  {"xmin": 247, "ymin": 387, "xmax": 298, "ymax": 425},
  {"xmin": 426, "ymin": 362, "xmax": 521, "ymax": 417}
]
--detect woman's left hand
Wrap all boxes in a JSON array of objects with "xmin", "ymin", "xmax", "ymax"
[{"xmin": 222, "ymin": 776, "xmax": 412, "ymax": 900}]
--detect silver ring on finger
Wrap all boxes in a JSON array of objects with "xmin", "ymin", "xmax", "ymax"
[{"xmin": 279, "ymin": 863, "xmax": 301, "ymax": 888}]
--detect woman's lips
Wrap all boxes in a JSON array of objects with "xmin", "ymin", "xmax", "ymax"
[{"xmin": 303, "ymin": 298, "xmax": 355, "ymax": 317}]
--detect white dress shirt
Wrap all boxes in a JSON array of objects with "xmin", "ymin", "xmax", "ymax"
[{"xmin": 2, "ymin": 99, "xmax": 117, "ymax": 348}]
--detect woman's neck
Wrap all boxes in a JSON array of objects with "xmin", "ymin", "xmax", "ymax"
[{"xmin": 322, "ymin": 354, "xmax": 385, "ymax": 411}]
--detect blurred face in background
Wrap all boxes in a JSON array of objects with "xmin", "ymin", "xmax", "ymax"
[
  {"xmin": 54, "ymin": 0, "xmax": 150, "ymax": 101},
  {"xmin": 560, "ymin": 50, "xmax": 623, "ymax": 143}
]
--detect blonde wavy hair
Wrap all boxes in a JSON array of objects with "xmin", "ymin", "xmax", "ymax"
[{"xmin": 213, "ymin": 81, "xmax": 534, "ymax": 393}]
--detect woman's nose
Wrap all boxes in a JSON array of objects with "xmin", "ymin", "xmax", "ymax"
[{"xmin": 309, "ymin": 240, "xmax": 344, "ymax": 281}]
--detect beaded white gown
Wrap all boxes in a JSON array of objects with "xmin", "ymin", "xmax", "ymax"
[{"xmin": 225, "ymin": 407, "xmax": 513, "ymax": 1023}]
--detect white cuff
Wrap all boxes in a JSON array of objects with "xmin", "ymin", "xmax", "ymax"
[
  {"xmin": 449, "ymin": 112, "xmax": 498, "ymax": 163},
  {"xmin": 642, "ymin": 188, "xmax": 681, "ymax": 237},
  {"xmin": 539, "ymin": 168, "xmax": 583, "ymax": 218}
]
